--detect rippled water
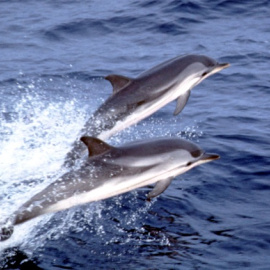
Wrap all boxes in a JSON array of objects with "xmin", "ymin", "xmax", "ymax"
[{"xmin": 0, "ymin": 1, "xmax": 270, "ymax": 269}]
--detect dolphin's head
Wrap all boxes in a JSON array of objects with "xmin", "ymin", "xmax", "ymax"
[
  {"xmin": 159, "ymin": 54, "xmax": 231, "ymax": 94},
  {"xmin": 189, "ymin": 55, "xmax": 230, "ymax": 85},
  {"xmin": 171, "ymin": 55, "xmax": 229, "ymax": 89},
  {"xmin": 164, "ymin": 137, "xmax": 220, "ymax": 169}
]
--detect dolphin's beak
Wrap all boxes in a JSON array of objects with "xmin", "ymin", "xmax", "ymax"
[
  {"xmin": 211, "ymin": 62, "xmax": 230, "ymax": 73},
  {"xmin": 200, "ymin": 62, "xmax": 230, "ymax": 81},
  {"xmin": 201, "ymin": 153, "xmax": 220, "ymax": 161},
  {"xmin": 217, "ymin": 62, "xmax": 230, "ymax": 69}
]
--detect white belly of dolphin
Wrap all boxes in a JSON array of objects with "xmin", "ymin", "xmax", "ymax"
[{"xmin": 98, "ymin": 75, "xmax": 198, "ymax": 140}]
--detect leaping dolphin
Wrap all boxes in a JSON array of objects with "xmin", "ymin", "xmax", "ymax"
[
  {"xmin": 0, "ymin": 136, "xmax": 219, "ymax": 241},
  {"xmin": 65, "ymin": 54, "xmax": 229, "ymax": 164}
]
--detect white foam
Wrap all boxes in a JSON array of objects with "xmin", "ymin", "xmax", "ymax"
[{"xmin": 0, "ymin": 79, "xmax": 89, "ymax": 252}]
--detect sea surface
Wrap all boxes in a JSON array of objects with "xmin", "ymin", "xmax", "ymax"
[{"xmin": 0, "ymin": 0, "xmax": 269, "ymax": 269}]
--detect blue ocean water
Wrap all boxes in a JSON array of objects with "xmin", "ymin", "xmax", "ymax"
[{"xmin": 0, "ymin": 0, "xmax": 269, "ymax": 269}]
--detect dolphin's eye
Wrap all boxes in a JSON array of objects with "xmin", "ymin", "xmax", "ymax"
[
  {"xmin": 186, "ymin": 161, "xmax": 192, "ymax": 166},
  {"xmin": 202, "ymin": 72, "xmax": 208, "ymax": 77}
]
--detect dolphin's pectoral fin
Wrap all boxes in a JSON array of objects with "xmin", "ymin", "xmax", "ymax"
[
  {"xmin": 174, "ymin": 90, "xmax": 191, "ymax": 116},
  {"xmin": 147, "ymin": 178, "xmax": 173, "ymax": 201},
  {"xmin": 105, "ymin": 74, "xmax": 133, "ymax": 94},
  {"xmin": 80, "ymin": 136, "xmax": 113, "ymax": 157}
]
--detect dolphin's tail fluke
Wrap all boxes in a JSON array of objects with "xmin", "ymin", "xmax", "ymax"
[{"xmin": 0, "ymin": 223, "xmax": 14, "ymax": 241}]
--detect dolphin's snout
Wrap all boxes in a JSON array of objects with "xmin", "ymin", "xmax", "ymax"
[
  {"xmin": 218, "ymin": 62, "xmax": 230, "ymax": 69},
  {"xmin": 202, "ymin": 153, "xmax": 220, "ymax": 161},
  {"xmin": 209, "ymin": 62, "xmax": 230, "ymax": 75}
]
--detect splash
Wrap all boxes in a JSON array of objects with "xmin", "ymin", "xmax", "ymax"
[{"xmin": 0, "ymin": 77, "xmax": 89, "ymax": 251}]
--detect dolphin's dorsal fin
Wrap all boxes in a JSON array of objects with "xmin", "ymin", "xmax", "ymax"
[
  {"xmin": 147, "ymin": 178, "xmax": 173, "ymax": 201},
  {"xmin": 174, "ymin": 90, "xmax": 191, "ymax": 116},
  {"xmin": 105, "ymin": 74, "xmax": 132, "ymax": 94},
  {"xmin": 80, "ymin": 136, "xmax": 112, "ymax": 157}
]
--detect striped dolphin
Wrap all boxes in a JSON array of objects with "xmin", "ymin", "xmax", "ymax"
[
  {"xmin": 0, "ymin": 136, "xmax": 219, "ymax": 241},
  {"xmin": 65, "ymin": 54, "xmax": 229, "ymax": 164}
]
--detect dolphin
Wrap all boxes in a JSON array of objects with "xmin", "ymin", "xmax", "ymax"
[
  {"xmin": 64, "ymin": 54, "xmax": 229, "ymax": 165},
  {"xmin": 0, "ymin": 136, "xmax": 219, "ymax": 241}
]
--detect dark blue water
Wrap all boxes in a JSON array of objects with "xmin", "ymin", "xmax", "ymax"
[{"xmin": 1, "ymin": 0, "xmax": 270, "ymax": 269}]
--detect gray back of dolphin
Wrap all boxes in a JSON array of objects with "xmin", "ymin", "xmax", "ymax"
[
  {"xmin": 0, "ymin": 136, "xmax": 219, "ymax": 241},
  {"xmin": 64, "ymin": 55, "xmax": 229, "ymax": 166}
]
